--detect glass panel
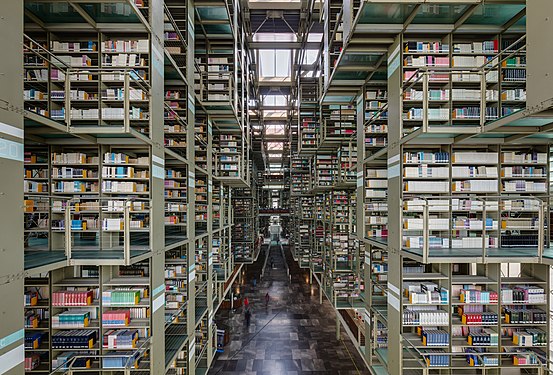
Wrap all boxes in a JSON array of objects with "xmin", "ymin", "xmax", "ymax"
[
  {"xmin": 340, "ymin": 53, "xmax": 383, "ymax": 66},
  {"xmin": 411, "ymin": 4, "xmax": 469, "ymax": 24},
  {"xmin": 263, "ymin": 95, "xmax": 288, "ymax": 106},
  {"xmin": 253, "ymin": 33, "xmax": 297, "ymax": 42},
  {"xmin": 323, "ymin": 95, "xmax": 356, "ymax": 103},
  {"xmin": 302, "ymin": 49, "xmax": 318, "ymax": 64},
  {"xmin": 196, "ymin": 6, "xmax": 229, "ymax": 21},
  {"xmin": 358, "ymin": 4, "xmax": 416, "ymax": 24},
  {"xmin": 259, "ymin": 50, "xmax": 291, "ymax": 78},
  {"xmin": 25, "ymin": 2, "xmax": 86, "ymax": 23},
  {"xmin": 203, "ymin": 24, "xmax": 232, "ymax": 34},
  {"xmin": 307, "ymin": 33, "xmax": 323, "ymax": 42},
  {"xmin": 334, "ymin": 71, "xmax": 368, "ymax": 80},
  {"xmin": 464, "ymin": 4, "xmax": 525, "ymax": 25},
  {"xmin": 81, "ymin": 3, "xmax": 141, "ymax": 23}
]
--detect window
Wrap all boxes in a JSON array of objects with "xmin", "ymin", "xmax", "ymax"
[
  {"xmin": 265, "ymin": 124, "xmax": 285, "ymax": 135},
  {"xmin": 263, "ymin": 95, "xmax": 288, "ymax": 107},
  {"xmin": 253, "ymin": 33, "xmax": 297, "ymax": 42},
  {"xmin": 259, "ymin": 49, "xmax": 292, "ymax": 79}
]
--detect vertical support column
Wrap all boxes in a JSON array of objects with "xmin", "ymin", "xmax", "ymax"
[
  {"xmin": 0, "ymin": 1, "xmax": 25, "ymax": 374},
  {"xmin": 356, "ymin": 90, "xmax": 371, "ymax": 364},
  {"xmin": 386, "ymin": 36, "xmax": 403, "ymax": 375},
  {"xmin": 206, "ymin": 118, "xmax": 214, "ymax": 367},
  {"xmin": 149, "ymin": 0, "xmax": 166, "ymax": 370},
  {"xmin": 342, "ymin": 0, "xmax": 353, "ymax": 43},
  {"xmin": 323, "ymin": 0, "xmax": 330, "ymax": 89},
  {"xmin": 527, "ymin": 0, "xmax": 553, "ymax": 108},
  {"xmin": 336, "ymin": 314, "xmax": 341, "ymax": 341},
  {"xmin": 187, "ymin": 0, "xmax": 197, "ymax": 372}
]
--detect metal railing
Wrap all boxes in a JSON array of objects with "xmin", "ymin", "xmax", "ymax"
[
  {"xmin": 401, "ymin": 333, "xmax": 550, "ymax": 371},
  {"xmin": 400, "ymin": 36, "xmax": 527, "ymax": 134},
  {"xmin": 24, "ymin": 34, "xmax": 152, "ymax": 134},
  {"xmin": 62, "ymin": 197, "xmax": 151, "ymax": 265},
  {"xmin": 196, "ymin": 70, "xmax": 236, "ymax": 108},
  {"xmin": 49, "ymin": 336, "xmax": 151, "ymax": 375},
  {"xmin": 402, "ymin": 195, "xmax": 547, "ymax": 263}
]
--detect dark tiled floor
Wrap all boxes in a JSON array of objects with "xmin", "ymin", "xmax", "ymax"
[{"xmin": 210, "ymin": 242, "xmax": 370, "ymax": 375}]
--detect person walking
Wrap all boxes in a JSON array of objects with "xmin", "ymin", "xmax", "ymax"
[
  {"xmin": 244, "ymin": 296, "xmax": 249, "ymax": 310},
  {"xmin": 245, "ymin": 308, "xmax": 252, "ymax": 327},
  {"xmin": 265, "ymin": 293, "xmax": 270, "ymax": 307}
]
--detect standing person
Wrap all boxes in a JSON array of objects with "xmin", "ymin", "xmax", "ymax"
[
  {"xmin": 245, "ymin": 308, "xmax": 252, "ymax": 327},
  {"xmin": 265, "ymin": 293, "xmax": 270, "ymax": 307},
  {"xmin": 252, "ymin": 278, "xmax": 257, "ymax": 289},
  {"xmin": 244, "ymin": 296, "xmax": 249, "ymax": 310}
]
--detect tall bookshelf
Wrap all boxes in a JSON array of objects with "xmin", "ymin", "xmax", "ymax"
[
  {"xmin": 364, "ymin": 24, "xmax": 551, "ymax": 375},
  {"xmin": 298, "ymin": 77, "xmax": 320, "ymax": 153},
  {"xmin": 231, "ymin": 188, "xmax": 258, "ymax": 263}
]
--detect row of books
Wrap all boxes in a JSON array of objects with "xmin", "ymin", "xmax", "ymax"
[
  {"xmin": 403, "ymin": 309, "xmax": 448, "ymax": 326},
  {"xmin": 52, "ymin": 330, "xmax": 97, "ymax": 349},
  {"xmin": 460, "ymin": 312, "xmax": 498, "ymax": 325},
  {"xmin": 52, "ymin": 290, "xmax": 94, "ymax": 306},
  {"xmin": 501, "ymin": 286, "xmax": 546, "ymax": 304},
  {"xmin": 103, "ymin": 329, "xmax": 139, "ymax": 349},
  {"xmin": 101, "ymin": 40, "xmax": 149, "ymax": 53},
  {"xmin": 52, "ymin": 167, "xmax": 98, "ymax": 179},
  {"xmin": 103, "ymin": 167, "xmax": 149, "ymax": 179},
  {"xmin": 504, "ymin": 308, "xmax": 547, "ymax": 324},
  {"xmin": 52, "ymin": 311, "xmax": 91, "ymax": 328},
  {"xmin": 512, "ymin": 329, "xmax": 547, "ymax": 346},
  {"xmin": 422, "ymin": 329, "xmax": 449, "ymax": 346},
  {"xmin": 101, "ymin": 181, "xmax": 148, "ymax": 193}
]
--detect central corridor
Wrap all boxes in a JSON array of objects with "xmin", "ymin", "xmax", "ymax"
[{"xmin": 210, "ymin": 242, "xmax": 370, "ymax": 375}]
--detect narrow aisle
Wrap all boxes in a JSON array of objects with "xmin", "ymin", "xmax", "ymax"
[{"xmin": 210, "ymin": 243, "xmax": 369, "ymax": 375}]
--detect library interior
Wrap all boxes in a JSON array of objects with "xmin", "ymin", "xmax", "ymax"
[{"xmin": 3, "ymin": 0, "xmax": 553, "ymax": 374}]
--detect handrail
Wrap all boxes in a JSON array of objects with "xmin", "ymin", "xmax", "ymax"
[
  {"xmin": 481, "ymin": 35, "xmax": 526, "ymax": 73},
  {"xmin": 24, "ymin": 34, "xmax": 71, "ymax": 71},
  {"xmin": 399, "ymin": 35, "xmax": 527, "ymax": 134},
  {"xmin": 163, "ymin": 3, "xmax": 189, "ymax": 52},
  {"xmin": 64, "ymin": 197, "xmax": 151, "ymax": 265},
  {"xmin": 402, "ymin": 195, "xmax": 548, "ymax": 262},
  {"xmin": 49, "ymin": 336, "xmax": 151, "ymax": 375},
  {"xmin": 401, "ymin": 333, "xmax": 550, "ymax": 370},
  {"xmin": 165, "ymin": 300, "xmax": 189, "ymax": 327}
]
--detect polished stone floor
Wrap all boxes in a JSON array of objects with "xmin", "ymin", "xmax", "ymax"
[{"xmin": 210, "ymin": 241, "xmax": 370, "ymax": 375}]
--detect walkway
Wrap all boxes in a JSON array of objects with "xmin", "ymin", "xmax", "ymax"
[{"xmin": 210, "ymin": 241, "xmax": 370, "ymax": 375}]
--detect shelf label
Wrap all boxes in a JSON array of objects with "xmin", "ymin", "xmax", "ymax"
[
  {"xmin": 188, "ymin": 97, "xmax": 195, "ymax": 115},
  {"xmin": 387, "ymin": 282, "xmax": 400, "ymax": 296},
  {"xmin": 0, "ymin": 138, "xmax": 23, "ymax": 162},
  {"xmin": 153, "ymin": 284, "xmax": 165, "ymax": 297},
  {"xmin": 388, "ymin": 154, "xmax": 400, "ymax": 165},
  {"xmin": 153, "ymin": 165, "xmax": 164, "ymax": 180},
  {"xmin": 152, "ymin": 44, "xmax": 164, "ymax": 76},
  {"xmin": 0, "ymin": 329, "xmax": 23, "ymax": 350},
  {"xmin": 388, "ymin": 164, "xmax": 400, "ymax": 179},
  {"xmin": 387, "ymin": 44, "xmax": 401, "ymax": 78},
  {"xmin": 364, "ymin": 255, "xmax": 370, "ymax": 265},
  {"xmin": 387, "ymin": 291, "xmax": 400, "ymax": 312},
  {"xmin": 0, "ymin": 121, "xmax": 23, "ymax": 140},
  {"xmin": 0, "ymin": 344, "xmax": 23, "ymax": 374},
  {"xmin": 188, "ymin": 342, "xmax": 195, "ymax": 360},
  {"xmin": 152, "ymin": 155, "xmax": 164, "ymax": 167},
  {"xmin": 153, "ymin": 293, "xmax": 165, "ymax": 313}
]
